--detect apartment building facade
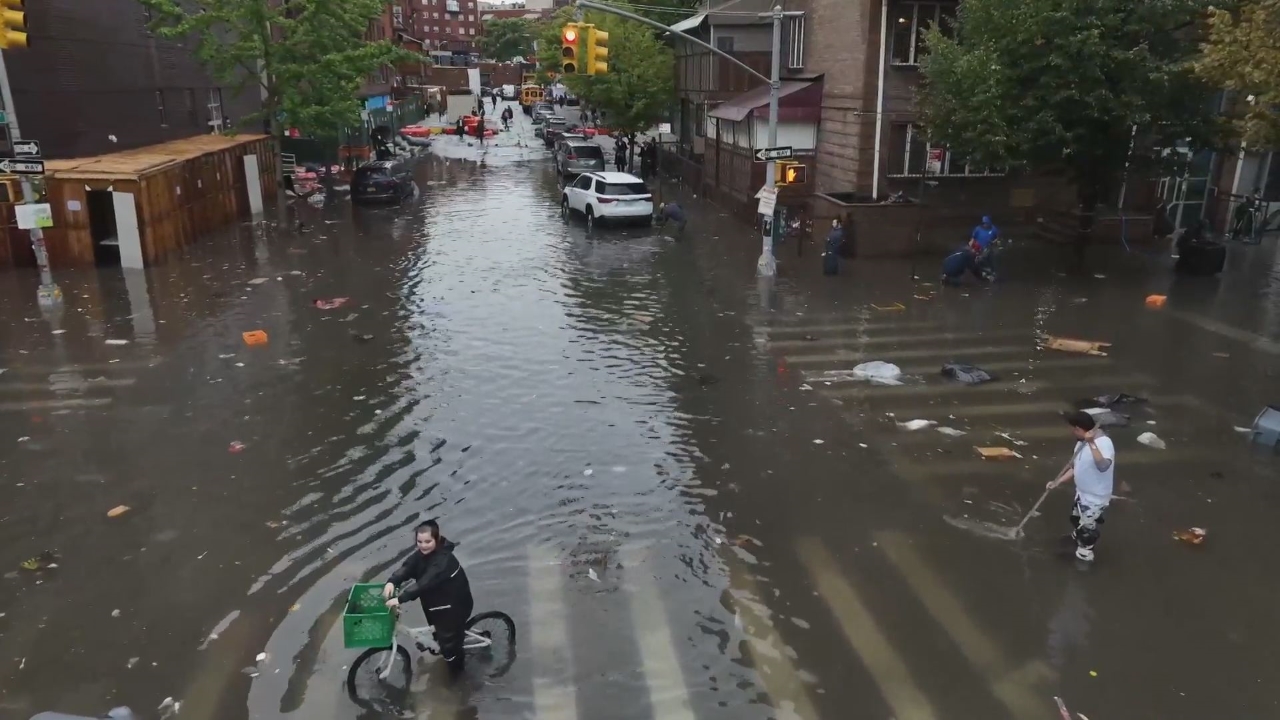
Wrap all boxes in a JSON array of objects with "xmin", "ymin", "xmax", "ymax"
[
  {"xmin": 413, "ymin": 0, "xmax": 485, "ymax": 62},
  {"xmin": 4, "ymin": 0, "xmax": 261, "ymax": 160}
]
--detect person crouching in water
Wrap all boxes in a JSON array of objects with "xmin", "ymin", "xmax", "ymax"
[
  {"xmin": 823, "ymin": 218, "xmax": 845, "ymax": 275},
  {"xmin": 383, "ymin": 520, "xmax": 474, "ymax": 678},
  {"xmin": 656, "ymin": 202, "xmax": 687, "ymax": 237}
]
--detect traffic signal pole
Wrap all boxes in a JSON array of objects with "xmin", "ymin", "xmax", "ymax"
[
  {"xmin": 0, "ymin": 50, "xmax": 61, "ymax": 307},
  {"xmin": 572, "ymin": 1, "xmax": 801, "ymax": 277}
]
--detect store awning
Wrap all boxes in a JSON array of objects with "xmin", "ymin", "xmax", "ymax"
[
  {"xmin": 669, "ymin": 13, "xmax": 707, "ymax": 34},
  {"xmin": 707, "ymin": 80, "xmax": 821, "ymax": 123}
]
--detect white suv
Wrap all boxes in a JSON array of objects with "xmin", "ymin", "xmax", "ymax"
[{"xmin": 560, "ymin": 172, "xmax": 654, "ymax": 231}]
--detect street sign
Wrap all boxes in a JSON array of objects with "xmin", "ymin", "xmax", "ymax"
[
  {"xmin": 756, "ymin": 185, "xmax": 777, "ymax": 216},
  {"xmin": 926, "ymin": 147, "xmax": 944, "ymax": 175},
  {"xmin": 13, "ymin": 139, "xmax": 39, "ymax": 156},
  {"xmin": 0, "ymin": 158, "xmax": 44, "ymax": 175},
  {"xmin": 754, "ymin": 146, "xmax": 794, "ymax": 162}
]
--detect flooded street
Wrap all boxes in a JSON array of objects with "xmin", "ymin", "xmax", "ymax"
[{"xmin": 3, "ymin": 110, "xmax": 1280, "ymax": 720}]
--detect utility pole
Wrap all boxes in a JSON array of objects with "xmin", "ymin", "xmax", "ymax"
[
  {"xmin": 571, "ymin": 0, "xmax": 802, "ymax": 277},
  {"xmin": 0, "ymin": 52, "xmax": 62, "ymax": 307}
]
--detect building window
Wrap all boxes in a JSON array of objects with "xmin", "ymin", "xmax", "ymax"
[
  {"xmin": 890, "ymin": 2, "xmax": 956, "ymax": 66},
  {"xmin": 886, "ymin": 123, "xmax": 1004, "ymax": 177},
  {"xmin": 787, "ymin": 16, "xmax": 804, "ymax": 69},
  {"xmin": 467, "ymin": 14, "xmax": 473, "ymax": 21},
  {"xmin": 433, "ymin": 25, "xmax": 440, "ymax": 32},
  {"xmin": 468, "ymin": 27, "xmax": 475, "ymax": 35},
  {"xmin": 186, "ymin": 88, "xmax": 199, "ymax": 126},
  {"xmin": 156, "ymin": 90, "xmax": 168, "ymax": 127},
  {"xmin": 715, "ymin": 36, "xmax": 734, "ymax": 53},
  {"xmin": 446, "ymin": 0, "xmax": 460, "ymax": 13},
  {"xmin": 393, "ymin": 5, "xmax": 404, "ymax": 27},
  {"xmin": 433, "ymin": 11, "xmax": 439, "ymax": 18}
]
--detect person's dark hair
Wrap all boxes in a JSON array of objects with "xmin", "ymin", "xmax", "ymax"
[
  {"xmin": 414, "ymin": 519, "xmax": 441, "ymax": 542},
  {"xmin": 1065, "ymin": 410, "xmax": 1097, "ymax": 431}
]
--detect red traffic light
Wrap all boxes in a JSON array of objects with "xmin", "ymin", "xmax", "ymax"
[{"xmin": 563, "ymin": 28, "xmax": 578, "ymax": 43}]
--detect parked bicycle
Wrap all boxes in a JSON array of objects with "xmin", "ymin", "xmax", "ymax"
[
  {"xmin": 1227, "ymin": 190, "xmax": 1266, "ymax": 244},
  {"xmin": 343, "ymin": 583, "xmax": 516, "ymax": 714}
]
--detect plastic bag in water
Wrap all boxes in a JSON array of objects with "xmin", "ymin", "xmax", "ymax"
[
  {"xmin": 851, "ymin": 361, "xmax": 904, "ymax": 386},
  {"xmin": 941, "ymin": 362, "xmax": 996, "ymax": 385}
]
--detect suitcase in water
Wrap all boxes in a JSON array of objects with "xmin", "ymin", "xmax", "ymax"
[{"xmin": 1175, "ymin": 241, "xmax": 1226, "ymax": 276}]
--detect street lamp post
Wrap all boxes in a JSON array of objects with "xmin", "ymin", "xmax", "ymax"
[{"xmin": 571, "ymin": 1, "xmax": 802, "ymax": 277}]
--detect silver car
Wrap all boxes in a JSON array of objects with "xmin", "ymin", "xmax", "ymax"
[{"xmin": 555, "ymin": 140, "xmax": 606, "ymax": 177}]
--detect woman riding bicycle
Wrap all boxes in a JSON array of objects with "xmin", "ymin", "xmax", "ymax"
[{"xmin": 382, "ymin": 520, "xmax": 474, "ymax": 677}]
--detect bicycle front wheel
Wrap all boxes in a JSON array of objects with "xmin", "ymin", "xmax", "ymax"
[
  {"xmin": 464, "ymin": 611, "xmax": 517, "ymax": 679},
  {"xmin": 346, "ymin": 645, "xmax": 412, "ymax": 714}
]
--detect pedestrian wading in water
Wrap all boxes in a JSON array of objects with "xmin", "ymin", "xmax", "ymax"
[{"xmin": 1047, "ymin": 411, "xmax": 1116, "ymax": 562}]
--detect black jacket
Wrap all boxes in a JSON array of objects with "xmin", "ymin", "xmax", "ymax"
[{"xmin": 386, "ymin": 540, "xmax": 473, "ymax": 611}]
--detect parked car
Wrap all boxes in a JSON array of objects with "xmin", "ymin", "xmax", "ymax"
[
  {"xmin": 560, "ymin": 171, "xmax": 653, "ymax": 231},
  {"xmin": 532, "ymin": 103, "xmax": 556, "ymax": 123},
  {"xmin": 351, "ymin": 159, "xmax": 415, "ymax": 204},
  {"xmin": 554, "ymin": 139, "xmax": 605, "ymax": 177},
  {"xmin": 551, "ymin": 133, "xmax": 586, "ymax": 172},
  {"xmin": 537, "ymin": 117, "xmax": 568, "ymax": 142}
]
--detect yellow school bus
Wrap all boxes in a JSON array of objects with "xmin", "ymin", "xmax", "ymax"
[{"xmin": 520, "ymin": 85, "xmax": 544, "ymax": 115}]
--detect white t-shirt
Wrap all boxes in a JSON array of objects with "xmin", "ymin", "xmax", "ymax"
[{"xmin": 1073, "ymin": 436, "xmax": 1116, "ymax": 507}]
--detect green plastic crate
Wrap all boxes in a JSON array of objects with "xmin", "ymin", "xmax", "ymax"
[{"xmin": 342, "ymin": 583, "xmax": 396, "ymax": 649}]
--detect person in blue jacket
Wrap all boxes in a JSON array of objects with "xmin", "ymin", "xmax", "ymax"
[{"xmin": 970, "ymin": 215, "xmax": 999, "ymax": 278}]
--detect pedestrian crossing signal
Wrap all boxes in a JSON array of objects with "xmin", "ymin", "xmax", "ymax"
[
  {"xmin": 0, "ymin": 0, "xmax": 27, "ymax": 49},
  {"xmin": 776, "ymin": 162, "xmax": 807, "ymax": 185},
  {"xmin": 561, "ymin": 23, "xmax": 581, "ymax": 75}
]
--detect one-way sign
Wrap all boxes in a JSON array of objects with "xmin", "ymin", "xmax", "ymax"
[
  {"xmin": 0, "ymin": 158, "xmax": 46, "ymax": 175},
  {"xmin": 13, "ymin": 140, "xmax": 41, "ymax": 157},
  {"xmin": 753, "ymin": 146, "xmax": 794, "ymax": 162}
]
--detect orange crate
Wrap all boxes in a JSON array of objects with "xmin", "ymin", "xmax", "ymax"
[{"xmin": 242, "ymin": 330, "xmax": 269, "ymax": 346}]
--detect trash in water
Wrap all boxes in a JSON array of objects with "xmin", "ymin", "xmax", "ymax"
[
  {"xmin": 1173, "ymin": 527, "xmax": 1207, "ymax": 545},
  {"xmin": 157, "ymin": 696, "xmax": 181, "ymax": 717},
  {"xmin": 936, "ymin": 427, "xmax": 967, "ymax": 437},
  {"xmin": 353, "ymin": 333, "xmax": 375, "ymax": 343},
  {"xmin": 228, "ymin": 441, "xmax": 246, "ymax": 453},
  {"xmin": 587, "ymin": 568, "xmax": 599, "ymax": 582},
  {"xmin": 105, "ymin": 339, "xmax": 131, "ymax": 346},
  {"xmin": 871, "ymin": 302, "xmax": 906, "ymax": 311},
  {"xmin": 1144, "ymin": 294, "xmax": 1167, "ymax": 308},
  {"xmin": 975, "ymin": 446, "xmax": 1022, "ymax": 460},
  {"xmin": 247, "ymin": 277, "xmax": 269, "ymax": 285},
  {"xmin": 802, "ymin": 335, "xmax": 820, "ymax": 342},
  {"xmin": 799, "ymin": 383, "xmax": 813, "ymax": 390},
  {"xmin": 1040, "ymin": 335, "xmax": 1110, "ymax": 356},
  {"xmin": 897, "ymin": 419, "xmax": 937, "ymax": 431},
  {"xmin": 1079, "ymin": 407, "xmax": 1130, "ymax": 428},
  {"xmin": 583, "ymin": 468, "xmax": 594, "ymax": 476},
  {"xmin": 241, "ymin": 667, "xmax": 260, "ymax": 677},
  {"xmin": 19, "ymin": 550, "xmax": 59, "ymax": 571},
  {"xmin": 1137, "ymin": 432, "xmax": 1166, "ymax": 449},
  {"xmin": 852, "ymin": 361, "xmax": 904, "ymax": 385},
  {"xmin": 112, "ymin": 609, "xmax": 121, "ymax": 617},
  {"xmin": 255, "ymin": 652, "xmax": 268, "ymax": 662},
  {"xmin": 1075, "ymin": 393, "xmax": 1147, "ymax": 409},
  {"xmin": 941, "ymin": 362, "xmax": 996, "ymax": 385},
  {"xmin": 107, "ymin": 505, "xmax": 131, "ymax": 518},
  {"xmin": 813, "ymin": 439, "xmax": 825, "ymax": 444},
  {"xmin": 995, "ymin": 431, "xmax": 1029, "ymax": 447},
  {"xmin": 312, "ymin": 297, "xmax": 350, "ymax": 310},
  {"xmin": 242, "ymin": 330, "xmax": 269, "ymax": 346},
  {"xmin": 127, "ymin": 658, "xmax": 140, "ymax": 669}
]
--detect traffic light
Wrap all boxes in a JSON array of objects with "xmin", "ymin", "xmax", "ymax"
[
  {"xmin": 0, "ymin": 0, "xmax": 27, "ymax": 49},
  {"xmin": 561, "ymin": 22, "xmax": 581, "ymax": 75},
  {"xmin": 776, "ymin": 162, "xmax": 807, "ymax": 185},
  {"xmin": 585, "ymin": 25, "xmax": 608, "ymax": 75}
]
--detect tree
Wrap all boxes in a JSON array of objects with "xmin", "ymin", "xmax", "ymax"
[
  {"xmin": 536, "ymin": 10, "xmax": 674, "ymax": 139},
  {"xmin": 1197, "ymin": 0, "xmax": 1280, "ymax": 149},
  {"xmin": 139, "ymin": 0, "xmax": 418, "ymax": 139},
  {"xmin": 480, "ymin": 17, "xmax": 534, "ymax": 62},
  {"xmin": 918, "ymin": 0, "xmax": 1222, "ymax": 242}
]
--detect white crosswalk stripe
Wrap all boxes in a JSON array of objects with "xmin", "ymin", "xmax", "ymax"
[
  {"xmin": 528, "ymin": 545, "xmax": 579, "ymax": 720},
  {"xmin": 620, "ymin": 545, "xmax": 697, "ymax": 720}
]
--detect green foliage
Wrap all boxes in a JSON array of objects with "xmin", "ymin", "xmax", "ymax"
[
  {"xmin": 480, "ymin": 17, "xmax": 535, "ymax": 62},
  {"xmin": 535, "ymin": 9, "xmax": 674, "ymax": 134},
  {"xmin": 918, "ymin": 0, "xmax": 1222, "ymax": 207},
  {"xmin": 139, "ymin": 0, "xmax": 419, "ymax": 137},
  {"xmin": 1197, "ymin": 0, "xmax": 1280, "ymax": 148}
]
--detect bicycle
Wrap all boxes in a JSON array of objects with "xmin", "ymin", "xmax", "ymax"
[
  {"xmin": 1227, "ymin": 193, "xmax": 1265, "ymax": 244},
  {"xmin": 345, "ymin": 585, "xmax": 516, "ymax": 713}
]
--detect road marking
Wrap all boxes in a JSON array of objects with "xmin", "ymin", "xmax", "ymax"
[
  {"xmin": 620, "ymin": 545, "xmax": 696, "ymax": 720},
  {"xmin": 889, "ymin": 447, "xmax": 1198, "ymax": 478},
  {"xmin": 0, "ymin": 397, "xmax": 113, "ymax": 412},
  {"xmin": 894, "ymin": 357, "xmax": 1113, "ymax": 376},
  {"xmin": 1167, "ymin": 310, "xmax": 1280, "ymax": 354},
  {"xmin": 722, "ymin": 549, "xmax": 820, "ymax": 720},
  {"xmin": 821, "ymin": 374, "xmax": 1156, "ymax": 399},
  {"xmin": 0, "ymin": 377, "xmax": 137, "ymax": 393},
  {"xmin": 875, "ymin": 393, "xmax": 1221, "ymax": 422},
  {"xmin": 795, "ymin": 537, "xmax": 938, "ymax": 720},
  {"xmin": 761, "ymin": 320, "xmax": 944, "ymax": 336},
  {"xmin": 528, "ymin": 545, "xmax": 578, "ymax": 720},
  {"xmin": 785, "ymin": 345, "xmax": 1029, "ymax": 366},
  {"xmin": 769, "ymin": 331, "xmax": 1027, "ymax": 350},
  {"xmin": 876, "ymin": 531, "xmax": 1049, "ymax": 719}
]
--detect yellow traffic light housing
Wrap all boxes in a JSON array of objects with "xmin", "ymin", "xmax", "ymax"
[
  {"xmin": 1, "ymin": 0, "xmax": 27, "ymax": 49},
  {"xmin": 585, "ymin": 25, "xmax": 608, "ymax": 75},
  {"xmin": 561, "ymin": 22, "xmax": 581, "ymax": 75},
  {"xmin": 776, "ymin": 162, "xmax": 807, "ymax": 185}
]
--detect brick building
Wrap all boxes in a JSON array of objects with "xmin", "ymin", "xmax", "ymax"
[
  {"xmin": 413, "ymin": 0, "xmax": 485, "ymax": 64},
  {"xmin": 3, "ymin": 0, "xmax": 260, "ymax": 160},
  {"xmin": 671, "ymin": 0, "xmax": 1160, "ymax": 255}
]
